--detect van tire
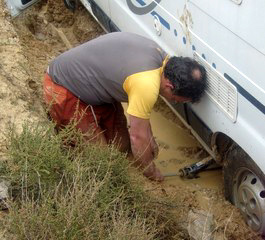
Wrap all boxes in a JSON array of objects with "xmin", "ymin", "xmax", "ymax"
[{"xmin": 224, "ymin": 144, "xmax": 265, "ymax": 235}]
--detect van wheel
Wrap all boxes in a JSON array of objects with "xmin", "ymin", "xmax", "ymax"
[{"xmin": 224, "ymin": 144, "xmax": 265, "ymax": 235}]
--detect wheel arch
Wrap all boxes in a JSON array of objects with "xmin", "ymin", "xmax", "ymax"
[{"xmin": 210, "ymin": 131, "xmax": 260, "ymax": 168}]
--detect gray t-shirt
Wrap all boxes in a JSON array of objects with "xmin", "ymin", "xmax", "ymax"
[{"xmin": 49, "ymin": 32, "xmax": 167, "ymax": 105}]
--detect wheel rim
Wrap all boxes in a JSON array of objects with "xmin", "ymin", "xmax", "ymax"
[{"xmin": 233, "ymin": 169, "xmax": 265, "ymax": 233}]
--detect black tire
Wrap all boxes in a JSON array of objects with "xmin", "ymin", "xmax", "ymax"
[{"xmin": 224, "ymin": 144, "xmax": 265, "ymax": 235}]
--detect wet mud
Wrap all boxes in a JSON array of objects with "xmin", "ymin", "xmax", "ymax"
[
  {"xmin": 148, "ymin": 109, "xmax": 260, "ymax": 239},
  {"xmin": 0, "ymin": 0, "xmax": 261, "ymax": 239}
]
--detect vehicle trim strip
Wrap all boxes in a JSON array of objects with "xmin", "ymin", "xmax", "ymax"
[
  {"xmin": 224, "ymin": 73, "xmax": 265, "ymax": 115},
  {"xmin": 151, "ymin": 11, "xmax": 170, "ymax": 30}
]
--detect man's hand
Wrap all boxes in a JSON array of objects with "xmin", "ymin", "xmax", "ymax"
[
  {"xmin": 129, "ymin": 114, "xmax": 163, "ymax": 182},
  {"xmin": 143, "ymin": 162, "xmax": 164, "ymax": 182}
]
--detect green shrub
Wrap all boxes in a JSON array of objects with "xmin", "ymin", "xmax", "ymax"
[{"xmin": 0, "ymin": 122, "xmax": 178, "ymax": 239}]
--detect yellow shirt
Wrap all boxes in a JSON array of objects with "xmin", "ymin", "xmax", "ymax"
[
  {"xmin": 123, "ymin": 55, "xmax": 168, "ymax": 119},
  {"xmin": 123, "ymin": 67, "xmax": 162, "ymax": 119}
]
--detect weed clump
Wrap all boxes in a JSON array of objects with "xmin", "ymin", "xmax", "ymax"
[
  {"xmin": 0, "ymin": 122, "xmax": 179, "ymax": 239},
  {"xmin": 1, "ymin": 124, "xmax": 70, "ymax": 199}
]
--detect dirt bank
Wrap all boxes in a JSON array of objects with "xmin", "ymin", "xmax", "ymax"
[{"xmin": 0, "ymin": 1, "xmax": 260, "ymax": 239}]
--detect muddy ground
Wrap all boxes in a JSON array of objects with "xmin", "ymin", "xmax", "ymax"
[{"xmin": 0, "ymin": 0, "xmax": 261, "ymax": 239}]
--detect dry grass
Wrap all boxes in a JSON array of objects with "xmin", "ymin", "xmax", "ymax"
[{"xmin": 0, "ymin": 122, "xmax": 180, "ymax": 239}]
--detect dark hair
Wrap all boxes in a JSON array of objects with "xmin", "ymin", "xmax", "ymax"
[{"xmin": 163, "ymin": 56, "xmax": 207, "ymax": 103}]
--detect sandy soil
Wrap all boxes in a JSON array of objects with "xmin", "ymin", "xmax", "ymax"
[{"xmin": 0, "ymin": 0, "xmax": 261, "ymax": 239}]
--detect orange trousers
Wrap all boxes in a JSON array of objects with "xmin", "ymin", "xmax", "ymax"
[{"xmin": 43, "ymin": 73, "xmax": 130, "ymax": 152}]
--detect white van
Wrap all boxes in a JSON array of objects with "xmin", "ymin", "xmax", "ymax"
[
  {"xmin": 6, "ymin": 0, "xmax": 265, "ymax": 235},
  {"xmin": 78, "ymin": 0, "xmax": 265, "ymax": 234}
]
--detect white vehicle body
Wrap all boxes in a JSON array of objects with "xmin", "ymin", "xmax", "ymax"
[{"xmin": 81, "ymin": 0, "xmax": 265, "ymax": 174}]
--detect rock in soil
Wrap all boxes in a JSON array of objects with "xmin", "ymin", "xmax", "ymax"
[{"xmin": 187, "ymin": 209, "xmax": 215, "ymax": 240}]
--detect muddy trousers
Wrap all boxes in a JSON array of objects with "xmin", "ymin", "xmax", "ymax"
[{"xmin": 43, "ymin": 73, "xmax": 131, "ymax": 153}]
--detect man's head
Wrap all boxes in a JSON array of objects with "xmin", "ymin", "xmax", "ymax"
[{"xmin": 160, "ymin": 56, "xmax": 207, "ymax": 103}]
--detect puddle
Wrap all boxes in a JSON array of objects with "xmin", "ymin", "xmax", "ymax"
[
  {"xmin": 151, "ymin": 110, "xmax": 223, "ymax": 190},
  {"xmin": 123, "ymin": 103, "xmax": 223, "ymax": 191}
]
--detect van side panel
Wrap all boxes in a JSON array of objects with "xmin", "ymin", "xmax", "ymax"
[
  {"xmin": 109, "ymin": 0, "xmax": 189, "ymax": 55},
  {"xmin": 188, "ymin": 0, "xmax": 265, "ymax": 104}
]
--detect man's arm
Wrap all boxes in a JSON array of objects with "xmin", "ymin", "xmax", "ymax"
[{"xmin": 129, "ymin": 114, "xmax": 164, "ymax": 181}]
